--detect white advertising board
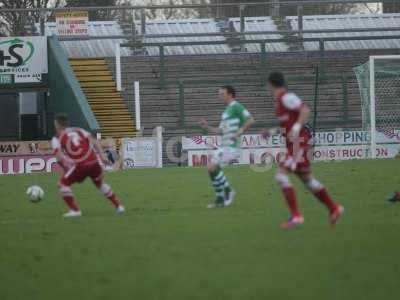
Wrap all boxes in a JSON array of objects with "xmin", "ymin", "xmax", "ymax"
[
  {"xmin": 122, "ymin": 138, "xmax": 162, "ymax": 168},
  {"xmin": 182, "ymin": 130, "xmax": 400, "ymax": 167},
  {"xmin": 0, "ymin": 36, "xmax": 47, "ymax": 83}
]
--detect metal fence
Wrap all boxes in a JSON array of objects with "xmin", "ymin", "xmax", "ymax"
[{"xmin": 115, "ymin": 34, "xmax": 400, "ymax": 88}]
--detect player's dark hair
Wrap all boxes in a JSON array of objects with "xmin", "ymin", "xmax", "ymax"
[
  {"xmin": 221, "ymin": 85, "xmax": 236, "ymax": 98},
  {"xmin": 268, "ymin": 72, "xmax": 286, "ymax": 88},
  {"xmin": 55, "ymin": 113, "xmax": 70, "ymax": 127}
]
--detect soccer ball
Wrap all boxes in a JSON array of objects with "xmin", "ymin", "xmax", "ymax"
[{"xmin": 26, "ymin": 186, "xmax": 44, "ymax": 203}]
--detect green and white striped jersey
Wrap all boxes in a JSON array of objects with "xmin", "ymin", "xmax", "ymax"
[{"xmin": 219, "ymin": 100, "xmax": 252, "ymax": 148}]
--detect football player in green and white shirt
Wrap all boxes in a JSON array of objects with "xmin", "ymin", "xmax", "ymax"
[{"xmin": 200, "ymin": 85, "xmax": 255, "ymax": 208}]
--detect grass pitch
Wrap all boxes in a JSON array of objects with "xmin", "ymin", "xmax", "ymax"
[{"xmin": 1, "ymin": 159, "xmax": 400, "ymax": 300}]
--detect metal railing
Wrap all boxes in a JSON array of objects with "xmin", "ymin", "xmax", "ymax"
[
  {"xmin": 115, "ymin": 34, "xmax": 400, "ymax": 88},
  {"xmin": 176, "ymin": 73, "xmax": 354, "ymax": 129},
  {"xmin": 57, "ymin": 27, "xmax": 400, "ymax": 41}
]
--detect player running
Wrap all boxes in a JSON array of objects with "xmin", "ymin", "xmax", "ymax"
[
  {"xmin": 261, "ymin": 72, "xmax": 344, "ymax": 229},
  {"xmin": 200, "ymin": 85, "xmax": 255, "ymax": 208},
  {"xmin": 52, "ymin": 113, "xmax": 125, "ymax": 218}
]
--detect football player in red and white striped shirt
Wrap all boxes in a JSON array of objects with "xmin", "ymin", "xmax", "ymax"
[
  {"xmin": 262, "ymin": 72, "xmax": 344, "ymax": 229},
  {"xmin": 52, "ymin": 113, "xmax": 125, "ymax": 218}
]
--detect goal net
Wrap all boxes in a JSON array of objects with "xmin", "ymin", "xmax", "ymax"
[{"xmin": 354, "ymin": 56, "xmax": 400, "ymax": 158}]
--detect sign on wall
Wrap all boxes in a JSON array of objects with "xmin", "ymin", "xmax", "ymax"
[
  {"xmin": 122, "ymin": 138, "xmax": 162, "ymax": 169},
  {"xmin": 0, "ymin": 36, "xmax": 48, "ymax": 84},
  {"xmin": 0, "ymin": 139, "xmax": 122, "ymax": 175},
  {"xmin": 55, "ymin": 11, "xmax": 89, "ymax": 36},
  {"xmin": 182, "ymin": 130, "xmax": 400, "ymax": 167},
  {"xmin": 0, "ymin": 141, "xmax": 58, "ymax": 175}
]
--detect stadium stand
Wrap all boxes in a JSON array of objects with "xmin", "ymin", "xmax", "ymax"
[
  {"xmin": 43, "ymin": 21, "xmax": 131, "ymax": 58},
  {"xmin": 114, "ymin": 50, "xmax": 397, "ymax": 127},
  {"xmin": 230, "ymin": 17, "xmax": 288, "ymax": 52},
  {"xmin": 40, "ymin": 13, "xmax": 400, "ymax": 163},
  {"xmin": 288, "ymin": 13, "xmax": 400, "ymax": 51},
  {"xmin": 69, "ymin": 58, "xmax": 136, "ymax": 139},
  {"xmin": 42, "ymin": 22, "xmax": 136, "ymax": 138},
  {"xmin": 143, "ymin": 19, "xmax": 231, "ymax": 55}
]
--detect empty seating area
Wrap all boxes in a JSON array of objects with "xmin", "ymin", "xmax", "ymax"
[
  {"xmin": 43, "ymin": 13, "xmax": 400, "ymax": 58},
  {"xmin": 144, "ymin": 19, "xmax": 230, "ymax": 55},
  {"xmin": 139, "ymin": 13, "xmax": 400, "ymax": 55},
  {"xmin": 230, "ymin": 17, "xmax": 288, "ymax": 52},
  {"xmin": 288, "ymin": 13, "xmax": 400, "ymax": 51}
]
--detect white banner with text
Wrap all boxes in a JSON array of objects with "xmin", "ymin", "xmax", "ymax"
[{"xmin": 182, "ymin": 130, "xmax": 400, "ymax": 167}]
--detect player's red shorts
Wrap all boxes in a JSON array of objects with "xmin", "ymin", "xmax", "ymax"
[
  {"xmin": 60, "ymin": 162, "xmax": 103, "ymax": 186},
  {"xmin": 281, "ymin": 135, "xmax": 312, "ymax": 174}
]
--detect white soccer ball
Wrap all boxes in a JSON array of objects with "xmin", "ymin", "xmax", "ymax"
[{"xmin": 26, "ymin": 186, "xmax": 44, "ymax": 203}]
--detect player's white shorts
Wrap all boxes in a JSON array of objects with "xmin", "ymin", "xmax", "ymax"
[{"xmin": 211, "ymin": 147, "xmax": 240, "ymax": 167}]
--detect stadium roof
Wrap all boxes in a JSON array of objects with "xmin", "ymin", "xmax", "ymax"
[{"xmin": 42, "ymin": 21, "xmax": 131, "ymax": 58}]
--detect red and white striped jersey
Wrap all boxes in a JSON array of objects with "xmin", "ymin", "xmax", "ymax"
[
  {"xmin": 275, "ymin": 90, "xmax": 310, "ymax": 141},
  {"xmin": 52, "ymin": 127, "xmax": 98, "ymax": 166}
]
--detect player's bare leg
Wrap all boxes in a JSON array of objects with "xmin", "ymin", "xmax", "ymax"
[
  {"xmin": 58, "ymin": 182, "xmax": 82, "ymax": 218},
  {"xmin": 92, "ymin": 175, "xmax": 125, "ymax": 213},
  {"xmin": 275, "ymin": 168, "xmax": 304, "ymax": 229},
  {"xmin": 298, "ymin": 172, "xmax": 344, "ymax": 227},
  {"xmin": 207, "ymin": 163, "xmax": 234, "ymax": 208}
]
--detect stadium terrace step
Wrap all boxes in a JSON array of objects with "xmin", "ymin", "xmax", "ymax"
[
  {"xmin": 69, "ymin": 58, "xmax": 137, "ymax": 139},
  {"xmin": 76, "ymin": 75, "xmax": 114, "ymax": 82},
  {"xmin": 97, "ymin": 121, "xmax": 135, "ymax": 127},
  {"xmin": 83, "ymin": 87, "xmax": 118, "ymax": 93},
  {"xmin": 88, "ymin": 99, "xmax": 128, "ymax": 105},
  {"xmin": 96, "ymin": 116, "xmax": 133, "ymax": 122},
  {"xmin": 91, "ymin": 104, "xmax": 130, "ymax": 110},
  {"xmin": 74, "ymin": 71, "xmax": 112, "ymax": 77},
  {"xmin": 79, "ymin": 81, "xmax": 116, "ymax": 88},
  {"xmin": 72, "ymin": 65, "xmax": 110, "ymax": 71},
  {"xmin": 86, "ymin": 93, "xmax": 125, "ymax": 99},
  {"xmin": 69, "ymin": 58, "xmax": 107, "ymax": 66},
  {"xmin": 90, "ymin": 110, "xmax": 131, "ymax": 116}
]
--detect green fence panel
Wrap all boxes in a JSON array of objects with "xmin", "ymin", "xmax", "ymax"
[{"xmin": 47, "ymin": 36, "xmax": 99, "ymax": 135}]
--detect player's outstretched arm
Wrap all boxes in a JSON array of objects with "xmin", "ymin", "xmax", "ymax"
[{"xmin": 199, "ymin": 118, "xmax": 221, "ymax": 134}]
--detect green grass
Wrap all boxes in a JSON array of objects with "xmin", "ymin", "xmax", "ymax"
[{"xmin": 1, "ymin": 159, "xmax": 400, "ymax": 300}]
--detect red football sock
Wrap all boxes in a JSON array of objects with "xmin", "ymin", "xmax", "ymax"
[
  {"xmin": 314, "ymin": 188, "xmax": 336, "ymax": 213},
  {"xmin": 63, "ymin": 195, "xmax": 80, "ymax": 212},
  {"xmin": 95, "ymin": 182, "xmax": 122, "ymax": 208},
  {"xmin": 282, "ymin": 187, "xmax": 300, "ymax": 217}
]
